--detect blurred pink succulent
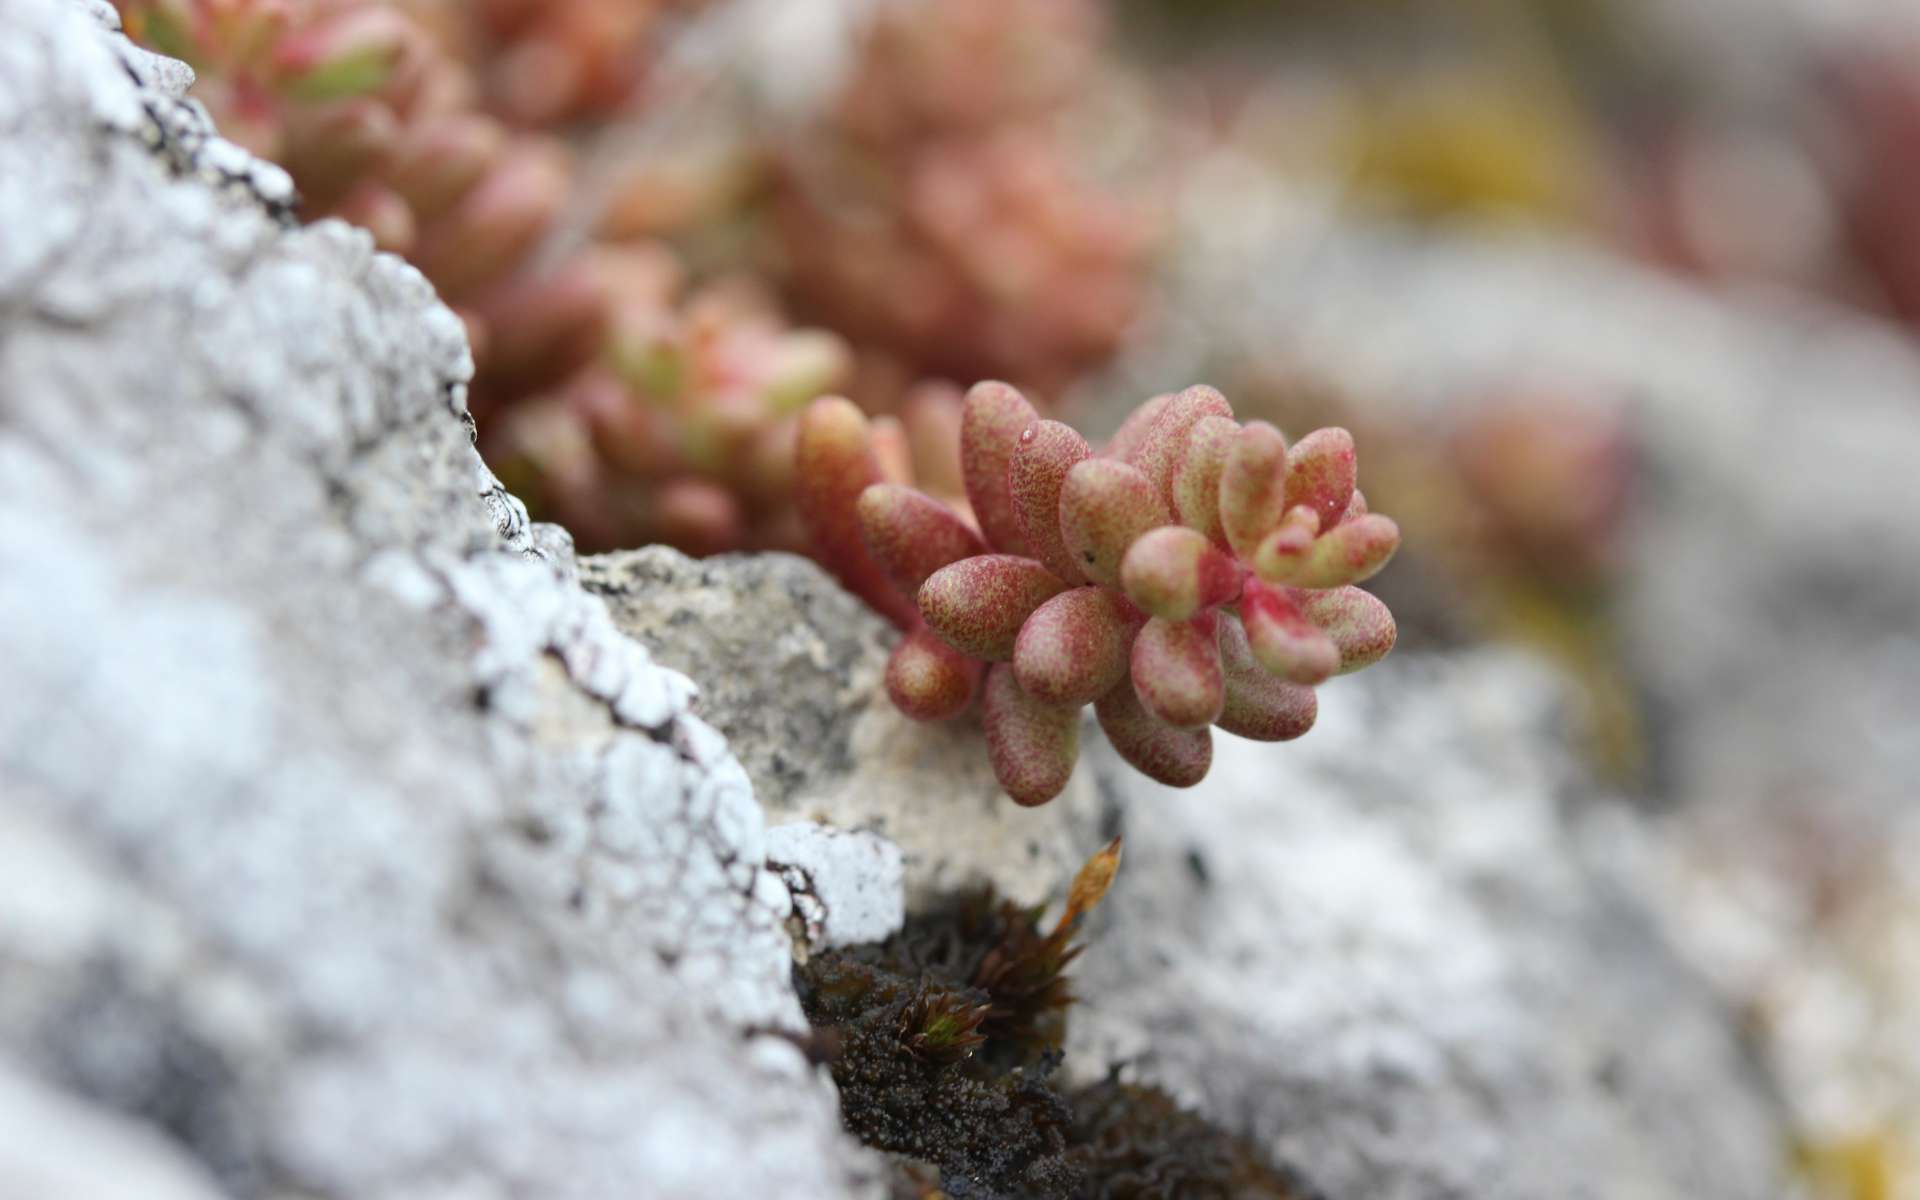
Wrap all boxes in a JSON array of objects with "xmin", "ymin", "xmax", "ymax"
[
  {"xmin": 484, "ymin": 246, "xmax": 866, "ymax": 555},
  {"xmin": 771, "ymin": 0, "xmax": 1155, "ymax": 399},
  {"xmin": 797, "ymin": 382, "xmax": 1400, "ymax": 806}
]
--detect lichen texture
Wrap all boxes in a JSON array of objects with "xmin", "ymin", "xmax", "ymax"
[{"xmin": 0, "ymin": 1, "xmax": 884, "ymax": 1195}]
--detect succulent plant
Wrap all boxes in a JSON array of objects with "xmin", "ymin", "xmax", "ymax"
[
  {"xmin": 430, "ymin": 0, "xmax": 706, "ymax": 128},
  {"xmin": 115, "ymin": 0, "xmax": 880, "ymax": 559},
  {"xmin": 770, "ymin": 0, "xmax": 1155, "ymax": 400},
  {"xmin": 113, "ymin": 0, "xmax": 574, "ymax": 315},
  {"xmin": 798, "ymin": 381, "xmax": 1400, "ymax": 806},
  {"xmin": 482, "ymin": 247, "xmax": 865, "ymax": 555}
]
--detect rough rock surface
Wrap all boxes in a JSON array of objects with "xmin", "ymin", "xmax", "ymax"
[
  {"xmin": 1067, "ymin": 651, "xmax": 1790, "ymax": 1200},
  {"xmin": 582, "ymin": 546, "xmax": 1112, "ymax": 908},
  {"xmin": 0, "ymin": 2, "xmax": 879, "ymax": 1196},
  {"xmin": 590, "ymin": 549, "xmax": 1795, "ymax": 1198}
]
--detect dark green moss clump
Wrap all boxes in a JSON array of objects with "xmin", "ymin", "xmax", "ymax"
[
  {"xmin": 795, "ymin": 845, "xmax": 1316, "ymax": 1200},
  {"xmin": 1065, "ymin": 1078, "xmax": 1319, "ymax": 1199},
  {"xmin": 796, "ymin": 896, "xmax": 1085, "ymax": 1197}
]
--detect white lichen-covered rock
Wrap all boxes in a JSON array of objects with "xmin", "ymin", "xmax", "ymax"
[
  {"xmin": 0, "ymin": 1064, "xmax": 227, "ymax": 1200},
  {"xmin": 1067, "ymin": 651, "xmax": 1793, "ymax": 1200},
  {"xmin": 0, "ymin": 2, "xmax": 882, "ymax": 1196}
]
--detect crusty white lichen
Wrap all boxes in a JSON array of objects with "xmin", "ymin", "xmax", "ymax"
[{"xmin": 0, "ymin": 2, "xmax": 882, "ymax": 1196}]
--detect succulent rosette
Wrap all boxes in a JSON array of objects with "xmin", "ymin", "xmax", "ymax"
[{"xmin": 798, "ymin": 382, "xmax": 1401, "ymax": 806}]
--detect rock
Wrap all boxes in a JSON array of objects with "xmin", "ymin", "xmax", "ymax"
[
  {"xmin": 1066, "ymin": 650, "xmax": 1793, "ymax": 1200},
  {"xmin": 0, "ymin": 2, "xmax": 879, "ymax": 1196},
  {"xmin": 582, "ymin": 546, "xmax": 1113, "ymax": 908},
  {"xmin": 1111, "ymin": 194, "xmax": 1920, "ymax": 1169},
  {"xmin": 766, "ymin": 823, "xmax": 906, "ymax": 952},
  {"xmin": 0, "ymin": 1064, "xmax": 227, "ymax": 1200}
]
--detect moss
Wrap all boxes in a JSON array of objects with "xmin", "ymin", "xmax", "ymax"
[
  {"xmin": 1065, "ymin": 1078, "xmax": 1322, "ymax": 1199},
  {"xmin": 796, "ymin": 841, "xmax": 1316, "ymax": 1200},
  {"xmin": 796, "ymin": 944, "xmax": 1082, "ymax": 1197}
]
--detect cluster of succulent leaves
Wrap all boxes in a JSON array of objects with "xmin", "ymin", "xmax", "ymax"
[
  {"xmin": 797, "ymin": 381, "xmax": 1400, "ymax": 805},
  {"xmin": 796, "ymin": 842, "xmax": 1310, "ymax": 1199}
]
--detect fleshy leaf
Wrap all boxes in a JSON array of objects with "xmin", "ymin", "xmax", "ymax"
[
  {"xmin": 1239, "ymin": 579, "xmax": 1339, "ymax": 685},
  {"xmin": 1121, "ymin": 384, "xmax": 1234, "ymax": 503},
  {"xmin": 869, "ymin": 415, "xmax": 913, "ymax": 485},
  {"xmin": 794, "ymin": 397, "xmax": 919, "ymax": 628},
  {"xmin": 1095, "ymin": 679, "xmax": 1213, "ymax": 788},
  {"xmin": 857, "ymin": 483, "xmax": 987, "ymax": 596},
  {"xmin": 275, "ymin": 9, "xmax": 412, "ymax": 101},
  {"xmin": 901, "ymin": 381, "xmax": 967, "ymax": 499},
  {"xmin": 1248, "ymin": 505, "xmax": 1322, "ymax": 583},
  {"xmin": 1119, "ymin": 525, "xmax": 1242, "ymax": 621},
  {"xmin": 1293, "ymin": 586, "xmax": 1398, "ymax": 673},
  {"xmin": 982, "ymin": 664, "xmax": 1080, "ymax": 807},
  {"xmin": 1216, "ymin": 614, "xmax": 1319, "ymax": 741},
  {"xmin": 919, "ymin": 555, "xmax": 1071, "ymax": 661},
  {"xmin": 1058, "ymin": 459, "xmax": 1169, "ymax": 587},
  {"xmin": 886, "ymin": 626, "xmax": 984, "ymax": 721},
  {"xmin": 960, "ymin": 381, "xmax": 1039, "ymax": 555},
  {"xmin": 1101, "ymin": 392, "xmax": 1173, "ymax": 462},
  {"xmin": 1219, "ymin": 421, "xmax": 1289, "ymax": 558},
  {"xmin": 1129, "ymin": 615, "xmax": 1225, "ymax": 729},
  {"xmin": 1288, "ymin": 514, "xmax": 1401, "ymax": 589},
  {"xmin": 1170, "ymin": 414, "xmax": 1239, "ymax": 545},
  {"xmin": 1009, "ymin": 419, "xmax": 1093, "ymax": 584},
  {"xmin": 1283, "ymin": 427, "xmax": 1358, "ymax": 532},
  {"xmin": 1013, "ymin": 587, "xmax": 1143, "ymax": 706}
]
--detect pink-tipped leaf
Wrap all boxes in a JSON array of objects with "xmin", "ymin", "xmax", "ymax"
[
  {"xmin": 1288, "ymin": 514, "xmax": 1401, "ymax": 588},
  {"xmin": 982, "ymin": 664, "xmax": 1080, "ymax": 807},
  {"xmin": 857, "ymin": 483, "xmax": 987, "ymax": 597},
  {"xmin": 1239, "ymin": 579, "xmax": 1339, "ymax": 685},
  {"xmin": 1282, "ymin": 427, "xmax": 1358, "ymax": 532},
  {"xmin": 1293, "ymin": 586, "xmax": 1398, "ymax": 674},
  {"xmin": 1009, "ymin": 419, "xmax": 1093, "ymax": 584},
  {"xmin": 1216, "ymin": 614, "xmax": 1319, "ymax": 741},
  {"xmin": 1170, "ymin": 414, "xmax": 1239, "ymax": 546},
  {"xmin": 1095, "ymin": 679, "xmax": 1213, "ymax": 788},
  {"xmin": 1059, "ymin": 458, "xmax": 1169, "ymax": 587},
  {"xmin": 918, "ymin": 554, "xmax": 1070, "ymax": 661},
  {"xmin": 1130, "ymin": 615, "xmax": 1225, "ymax": 729},
  {"xmin": 1102, "ymin": 392, "xmax": 1173, "ymax": 462},
  {"xmin": 1248, "ymin": 505, "xmax": 1322, "ymax": 583},
  {"xmin": 960, "ymin": 381, "xmax": 1038, "ymax": 555},
  {"xmin": 1219, "ymin": 421, "xmax": 1289, "ymax": 558},
  {"xmin": 795, "ymin": 397, "xmax": 919, "ymax": 629},
  {"xmin": 1119, "ymin": 525, "xmax": 1242, "ymax": 621},
  {"xmin": 1013, "ymin": 587, "xmax": 1143, "ymax": 707},
  {"xmin": 1121, "ymin": 385, "xmax": 1234, "ymax": 503},
  {"xmin": 886, "ymin": 626, "xmax": 984, "ymax": 721}
]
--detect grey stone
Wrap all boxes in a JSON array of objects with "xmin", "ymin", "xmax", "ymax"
[
  {"xmin": 0, "ymin": 2, "xmax": 878, "ymax": 1197},
  {"xmin": 1066, "ymin": 650, "xmax": 1793, "ymax": 1200},
  {"xmin": 581, "ymin": 546, "xmax": 1113, "ymax": 909}
]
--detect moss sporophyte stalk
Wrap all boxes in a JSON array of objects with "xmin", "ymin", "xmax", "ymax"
[
  {"xmin": 797, "ymin": 382, "xmax": 1400, "ymax": 806},
  {"xmin": 798, "ymin": 840, "xmax": 1316, "ymax": 1199}
]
